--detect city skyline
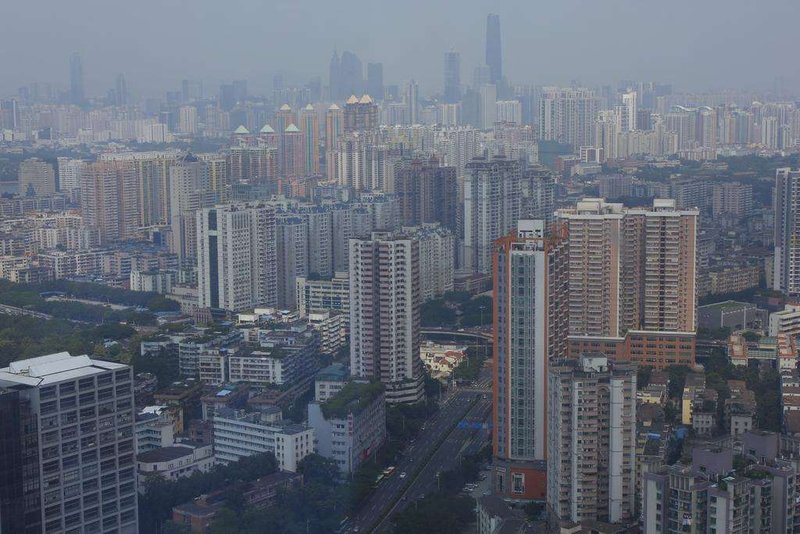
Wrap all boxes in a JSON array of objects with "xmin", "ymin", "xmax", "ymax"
[{"xmin": 2, "ymin": 0, "xmax": 799, "ymax": 98}]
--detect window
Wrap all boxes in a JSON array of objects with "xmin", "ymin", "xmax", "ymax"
[{"xmin": 512, "ymin": 473, "xmax": 525, "ymax": 495}]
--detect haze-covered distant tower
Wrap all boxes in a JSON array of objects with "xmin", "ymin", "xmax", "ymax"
[
  {"xmin": 444, "ymin": 51, "xmax": 461, "ymax": 104},
  {"xmin": 406, "ymin": 80, "xmax": 419, "ymax": 125},
  {"xmin": 367, "ymin": 62, "xmax": 384, "ymax": 101},
  {"xmin": 69, "ymin": 52, "xmax": 85, "ymax": 105},
  {"xmin": 299, "ymin": 105, "xmax": 320, "ymax": 175},
  {"xmin": 115, "ymin": 73, "xmax": 128, "ymax": 106},
  {"xmin": 485, "ymin": 14, "xmax": 502, "ymax": 85}
]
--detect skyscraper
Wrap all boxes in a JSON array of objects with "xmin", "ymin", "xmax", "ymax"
[
  {"xmin": 329, "ymin": 50, "xmax": 364, "ymax": 100},
  {"xmin": 276, "ymin": 215, "xmax": 309, "ymax": 309},
  {"xmin": 493, "ymin": 220, "xmax": 568, "ymax": 501},
  {"xmin": 343, "ymin": 95, "xmax": 378, "ymax": 133},
  {"xmin": 325, "ymin": 104, "xmax": 344, "ymax": 157},
  {"xmin": 444, "ymin": 50, "xmax": 461, "ymax": 104},
  {"xmin": 394, "ymin": 157, "xmax": 458, "ymax": 232},
  {"xmin": 485, "ymin": 14, "xmax": 502, "ymax": 85},
  {"xmin": 299, "ymin": 104, "xmax": 320, "ymax": 175},
  {"xmin": 774, "ymin": 168, "xmax": 800, "ymax": 296},
  {"xmin": 406, "ymin": 80, "xmax": 419, "ymax": 125},
  {"xmin": 169, "ymin": 155, "xmax": 215, "ymax": 265},
  {"xmin": 81, "ymin": 161, "xmax": 140, "ymax": 244},
  {"xmin": 197, "ymin": 202, "xmax": 277, "ymax": 311},
  {"xmin": 463, "ymin": 156, "xmax": 523, "ymax": 273},
  {"xmin": 557, "ymin": 198, "xmax": 698, "ymax": 368},
  {"xmin": 0, "ymin": 352, "xmax": 138, "ymax": 533},
  {"xmin": 69, "ymin": 52, "xmax": 85, "ymax": 105},
  {"xmin": 539, "ymin": 87, "xmax": 600, "ymax": 150},
  {"xmin": 349, "ymin": 232, "xmax": 424, "ymax": 404},
  {"xmin": 547, "ymin": 354, "xmax": 637, "ymax": 525},
  {"xmin": 114, "ymin": 73, "xmax": 128, "ymax": 106},
  {"xmin": 366, "ymin": 62, "xmax": 384, "ymax": 101}
]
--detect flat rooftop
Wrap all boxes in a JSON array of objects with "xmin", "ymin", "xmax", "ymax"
[{"xmin": 0, "ymin": 352, "xmax": 126, "ymax": 387}]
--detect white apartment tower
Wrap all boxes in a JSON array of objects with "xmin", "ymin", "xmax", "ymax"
[
  {"xmin": 349, "ymin": 232, "xmax": 424, "ymax": 404},
  {"xmin": 547, "ymin": 354, "xmax": 637, "ymax": 526},
  {"xmin": 197, "ymin": 202, "xmax": 277, "ymax": 311}
]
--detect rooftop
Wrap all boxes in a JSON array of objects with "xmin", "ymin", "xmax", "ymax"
[
  {"xmin": 320, "ymin": 381, "xmax": 384, "ymax": 419},
  {"xmin": 137, "ymin": 446, "xmax": 195, "ymax": 463},
  {"xmin": 0, "ymin": 352, "xmax": 126, "ymax": 387}
]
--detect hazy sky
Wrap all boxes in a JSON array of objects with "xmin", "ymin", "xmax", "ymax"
[{"xmin": 3, "ymin": 0, "xmax": 799, "ymax": 98}]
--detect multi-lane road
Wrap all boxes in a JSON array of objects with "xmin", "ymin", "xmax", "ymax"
[{"xmin": 347, "ymin": 370, "xmax": 492, "ymax": 534}]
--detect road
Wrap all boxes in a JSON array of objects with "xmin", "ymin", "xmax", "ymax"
[
  {"xmin": 0, "ymin": 303, "xmax": 53, "ymax": 320},
  {"xmin": 372, "ymin": 395, "xmax": 492, "ymax": 533},
  {"xmin": 347, "ymin": 366, "xmax": 493, "ymax": 534}
]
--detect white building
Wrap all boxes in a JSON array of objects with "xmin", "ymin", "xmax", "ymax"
[
  {"xmin": 212, "ymin": 409, "xmax": 313, "ymax": 472},
  {"xmin": 769, "ymin": 304, "xmax": 800, "ymax": 337},
  {"xmin": 496, "ymin": 100, "xmax": 522, "ymax": 125},
  {"xmin": 135, "ymin": 405, "xmax": 177, "ymax": 453},
  {"xmin": 136, "ymin": 442, "xmax": 214, "ymax": 491},
  {"xmin": 197, "ymin": 202, "xmax": 277, "ymax": 311},
  {"xmin": 547, "ymin": 354, "xmax": 637, "ymax": 525},
  {"xmin": 307, "ymin": 381, "xmax": 386, "ymax": 474},
  {"xmin": 129, "ymin": 269, "xmax": 176, "ymax": 294},
  {"xmin": 169, "ymin": 155, "xmax": 215, "ymax": 264},
  {"xmin": 349, "ymin": 232, "xmax": 424, "ymax": 404},
  {"xmin": 314, "ymin": 363, "xmax": 349, "ymax": 402},
  {"xmin": 296, "ymin": 271, "xmax": 350, "ymax": 317}
]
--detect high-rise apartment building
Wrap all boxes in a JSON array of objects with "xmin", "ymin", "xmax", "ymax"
[
  {"xmin": 343, "ymin": 95, "xmax": 379, "ymax": 133},
  {"xmin": 547, "ymin": 354, "xmax": 637, "ymax": 526},
  {"xmin": 485, "ymin": 14, "xmax": 502, "ymax": 85},
  {"xmin": 394, "ymin": 158, "xmax": 458, "ymax": 232},
  {"xmin": 463, "ymin": 156, "xmax": 523, "ymax": 273},
  {"xmin": 276, "ymin": 214, "xmax": 309, "ymax": 309},
  {"xmin": 325, "ymin": 104, "xmax": 344, "ymax": 155},
  {"xmin": 0, "ymin": 352, "xmax": 138, "ymax": 533},
  {"xmin": 349, "ymin": 232, "xmax": 424, "ymax": 404},
  {"xmin": 539, "ymin": 87, "xmax": 599, "ymax": 151},
  {"xmin": 80, "ymin": 161, "xmax": 140, "ymax": 244},
  {"xmin": 169, "ymin": 155, "xmax": 215, "ymax": 265},
  {"xmin": 557, "ymin": 198, "xmax": 698, "ymax": 368},
  {"xmin": 57, "ymin": 157, "xmax": 86, "ymax": 194},
  {"xmin": 197, "ymin": 202, "xmax": 277, "ymax": 311},
  {"xmin": 19, "ymin": 158, "xmax": 56, "ymax": 196},
  {"xmin": 299, "ymin": 105, "xmax": 320, "ymax": 175},
  {"xmin": 281, "ymin": 124, "xmax": 306, "ymax": 178},
  {"xmin": 774, "ymin": 168, "xmax": 800, "ymax": 296},
  {"xmin": 444, "ymin": 51, "xmax": 461, "ymax": 104},
  {"xmin": 493, "ymin": 220, "xmax": 569, "ymax": 501}
]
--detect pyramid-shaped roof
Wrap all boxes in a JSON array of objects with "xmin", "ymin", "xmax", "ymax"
[
  {"xmin": 328, "ymin": 103, "xmax": 341, "ymax": 111},
  {"xmin": 279, "ymin": 104, "xmax": 292, "ymax": 111},
  {"xmin": 260, "ymin": 124, "xmax": 275, "ymax": 134},
  {"xmin": 346, "ymin": 95, "xmax": 359, "ymax": 104},
  {"xmin": 285, "ymin": 123, "xmax": 300, "ymax": 133},
  {"xmin": 359, "ymin": 95, "xmax": 373, "ymax": 104},
  {"xmin": 233, "ymin": 125, "xmax": 250, "ymax": 134}
]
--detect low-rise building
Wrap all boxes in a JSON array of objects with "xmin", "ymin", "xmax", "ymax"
[
  {"xmin": 130, "ymin": 269, "xmax": 177, "ymax": 294},
  {"xmin": 314, "ymin": 363, "xmax": 349, "ymax": 402},
  {"xmin": 212, "ymin": 408, "xmax": 313, "ymax": 472},
  {"xmin": 419, "ymin": 341, "xmax": 467, "ymax": 379},
  {"xmin": 135, "ymin": 405, "xmax": 177, "ymax": 452},
  {"xmin": 172, "ymin": 471, "xmax": 303, "ymax": 533},
  {"xmin": 308, "ymin": 381, "xmax": 386, "ymax": 474},
  {"xmin": 769, "ymin": 304, "xmax": 800, "ymax": 337},
  {"xmin": 137, "ymin": 442, "xmax": 215, "ymax": 491},
  {"xmin": 697, "ymin": 300, "xmax": 768, "ymax": 332}
]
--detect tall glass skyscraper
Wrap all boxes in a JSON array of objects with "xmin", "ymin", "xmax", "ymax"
[{"xmin": 485, "ymin": 14, "xmax": 502, "ymax": 85}]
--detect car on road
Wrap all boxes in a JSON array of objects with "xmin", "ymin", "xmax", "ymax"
[{"xmin": 400, "ymin": 472, "xmax": 407, "ymax": 479}]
